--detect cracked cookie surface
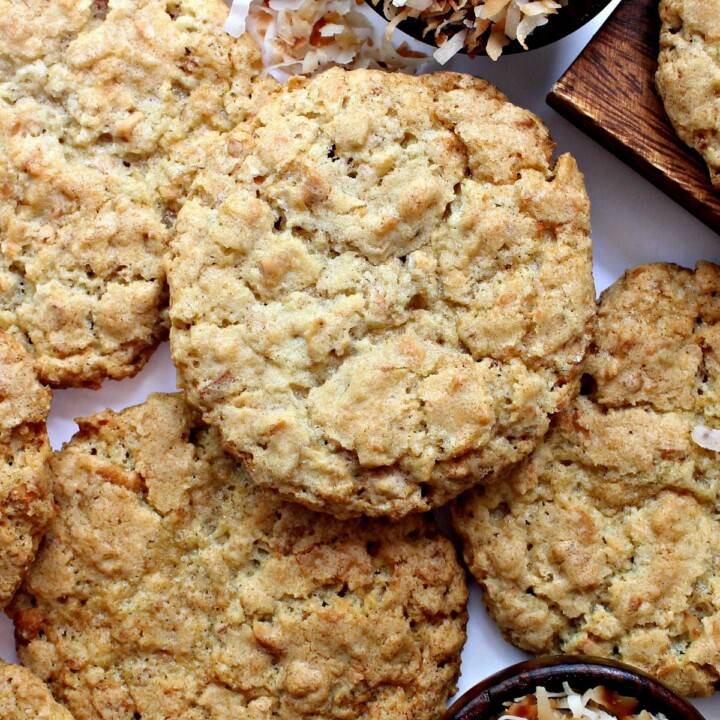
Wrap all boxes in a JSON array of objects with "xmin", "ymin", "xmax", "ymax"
[
  {"xmin": 8, "ymin": 393, "xmax": 468, "ymax": 720},
  {"xmin": 657, "ymin": 0, "xmax": 720, "ymax": 189},
  {"xmin": 0, "ymin": 662, "xmax": 75, "ymax": 720},
  {"xmin": 167, "ymin": 67, "xmax": 595, "ymax": 518},
  {"xmin": 0, "ymin": 0, "xmax": 273, "ymax": 387},
  {"xmin": 0, "ymin": 331, "xmax": 53, "ymax": 609},
  {"xmin": 452, "ymin": 262, "xmax": 720, "ymax": 698}
]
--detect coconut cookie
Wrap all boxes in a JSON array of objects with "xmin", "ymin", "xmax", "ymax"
[
  {"xmin": 0, "ymin": 0, "xmax": 274, "ymax": 388},
  {"xmin": 452, "ymin": 262, "xmax": 720, "ymax": 698},
  {"xmin": 0, "ymin": 662, "xmax": 75, "ymax": 720},
  {"xmin": 167, "ymin": 67, "xmax": 595, "ymax": 518},
  {"xmin": 657, "ymin": 0, "xmax": 720, "ymax": 188},
  {"xmin": 8, "ymin": 393, "xmax": 468, "ymax": 720},
  {"xmin": 0, "ymin": 332, "xmax": 53, "ymax": 608}
]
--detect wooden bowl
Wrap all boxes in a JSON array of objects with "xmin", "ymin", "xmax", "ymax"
[
  {"xmin": 368, "ymin": 0, "xmax": 614, "ymax": 55},
  {"xmin": 445, "ymin": 655, "xmax": 707, "ymax": 720}
]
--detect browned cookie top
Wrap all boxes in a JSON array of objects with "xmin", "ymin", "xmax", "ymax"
[
  {"xmin": 0, "ymin": 662, "xmax": 75, "ymax": 719},
  {"xmin": 657, "ymin": 0, "xmax": 720, "ymax": 188},
  {"xmin": 0, "ymin": 331, "xmax": 53, "ymax": 609},
  {"xmin": 453, "ymin": 262, "xmax": 720, "ymax": 698},
  {"xmin": 167, "ymin": 66, "xmax": 595, "ymax": 518},
  {"xmin": 0, "ymin": 0, "xmax": 274, "ymax": 387},
  {"xmin": 9, "ymin": 393, "xmax": 468, "ymax": 720}
]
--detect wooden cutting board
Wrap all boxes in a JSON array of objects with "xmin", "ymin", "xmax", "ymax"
[{"xmin": 547, "ymin": 0, "xmax": 720, "ymax": 235}]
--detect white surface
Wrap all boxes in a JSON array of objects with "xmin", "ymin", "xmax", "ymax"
[{"xmin": 5, "ymin": 4, "xmax": 720, "ymax": 715}]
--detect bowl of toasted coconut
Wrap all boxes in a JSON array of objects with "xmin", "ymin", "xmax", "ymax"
[
  {"xmin": 444, "ymin": 655, "xmax": 706, "ymax": 720},
  {"xmin": 369, "ymin": 0, "xmax": 614, "ymax": 61}
]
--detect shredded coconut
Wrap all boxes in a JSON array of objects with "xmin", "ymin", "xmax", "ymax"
[
  {"xmin": 691, "ymin": 424, "xmax": 720, "ymax": 451},
  {"xmin": 377, "ymin": 0, "xmax": 567, "ymax": 60},
  {"xmin": 224, "ymin": 0, "xmax": 253, "ymax": 37},
  {"xmin": 497, "ymin": 684, "xmax": 671, "ymax": 720},
  {"xmin": 432, "ymin": 27, "xmax": 466, "ymax": 63},
  {"xmin": 224, "ymin": 0, "xmax": 430, "ymax": 79},
  {"xmin": 224, "ymin": 0, "xmax": 568, "ymax": 74}
]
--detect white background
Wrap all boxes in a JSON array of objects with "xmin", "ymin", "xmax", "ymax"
[{"xmin": 3, "ymin": 2, "xmax": 720, "ymax": 715}]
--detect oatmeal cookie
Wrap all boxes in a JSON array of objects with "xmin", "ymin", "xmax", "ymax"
[
  {"xmin": 657, "ymin": 0, "xmax": 720, "ymax": 188},
  {"xmin": 8, "ymin": 393, "xmax": 468, "ymax": 720},
  {"xmin": 167, "ymin": 67, "xmax": 595, "ymax": 518},
  {"xmin": 0, "ymin": 331, "xmax": 53, "ymax": 608},
  {"xmin": 0, "ymin": 0, "xmax": 274, "ymax": 387},
  {"xmin": 452, "ymin": 262, "xmax": 720, "ymax": 697},
  {"xmin": 0, "ymin": 662, "xmax": 74, "ymax": 720}
]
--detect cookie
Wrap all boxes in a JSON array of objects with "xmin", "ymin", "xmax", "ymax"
[
  {"xmin": 656, "ymin": 0, "xmax": 720, "ymax": 188},
  {"xmin": 0, "ymin": 331, "xmax": 53, "ymax": 608},
  {"xmin": 8, "ymin": 393, "xmax": 468, "ymax": 720},
  {"xmin": 0, "ymin": 662, "xmax": 74, "ymax": 720},
  {"xmin": 0, "ymin": 0, "xmax": 274, "ymax": 387},
  {"xmin": 452, "ymin": 262, "xmax": 720, "ymax": 697},
  {"xmin": 167, "ymin": 67, "xmax": 595, "ymax": 518}
]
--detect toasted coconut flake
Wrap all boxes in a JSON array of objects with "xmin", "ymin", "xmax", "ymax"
[
  {"xmin": 380, "ymin": 0, "xmax": 565, "ymax": 59},
  {"xmin": 516, "ymin": 12, "xmax": 547, "ymax": 47},
  {"xmin": 523, "ymin": 1, "xmax": 560, "ymax": 16},
  {"xmin": 405, "ymin": 0, "xmax": 435, "ymax": 11},
  {"xmin": 692, "ymin": 424, "xmax": 720, "ymax": 451},
  {"xmin": 432, "ymin": 27, "xmax": 467, "ymax": 63},
  {"xmin": 319, "ymin": 22, "xmax": 346, "ymax": 35},
  {"xmin": 486, "ymin": 28, "xmax": 508, "ymax": 59},
  {"xmin": 481, "ymin": 0, "xmax": 511, "ymax": 18},
  {"xmin": 504, "ymin": 2, "xmax": 522, "ymax": 40},
  {"xmin": 223, "ymin": 0, "xmax": 253, "ymax": 37},
  {"xmin": 267, "ymin": 0, "xmax": 306, "ymax": 10},
  {"xmin": 498, "ymin": 684, "xmax": 671, "ymax": 720},
  {"xmin": 536, "ymin": 686, "xmax": 555, "ymax": 720},
  {"xmin": 226, "ymin": 0, "xmax": 429, "ymax": 79},
  {"xmin": 227, "ymin": 0, "xmax": 568, "ymax": 70}
]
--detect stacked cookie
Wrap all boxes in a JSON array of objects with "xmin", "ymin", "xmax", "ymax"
[
  {"xmin": 0, "ymin": 335, "xmax": 60, "ymax": 717},
  {"xmin": 0, "ymin": 334, "xmax": 53, "ymax": 610},
  {"xmin": 166, "ymin": 67, "xmax": 596, "ymax": 519},
  {"xmin": 452, "ymin": 262, "xmax": 720, "ymax": 698},
  {"xmin": 10, "ymin": 393, "xmax": 467, "ymax": 720},
  {"xmin": 0, "ymin": 0, "xmax": 274, "ymax": 387},
  {"xmin": 0, "ymin": 662, "xmax": 75, "ymax": 720}
]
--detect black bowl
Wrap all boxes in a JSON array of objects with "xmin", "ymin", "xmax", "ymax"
[
  {"xmin": 445, "ymin": 655, "xmax": 707, "ymax": 720},
  {"xmin": 368, "ymin": 0, "xmax": 614, "ymax": 55}
]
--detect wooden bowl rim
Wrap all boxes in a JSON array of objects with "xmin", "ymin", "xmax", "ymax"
[{"xmin": 444, "ymin": 655, "xmax": 707, "ymax": 720}]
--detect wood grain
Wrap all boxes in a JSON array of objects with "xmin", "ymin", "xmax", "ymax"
[{"xmin": 547, "ymin": 0, "xmax": 720, "ymax": 235}]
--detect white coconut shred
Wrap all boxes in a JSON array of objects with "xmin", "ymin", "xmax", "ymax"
[
  {"xmin": 223, "ymin": 0, "xmax": 428, "ymax": 78},
  {"xmin": 497, "ymin": 683, "xmax": 671, "ymax": 720},
  {"xmin": 379, "ymin": 0, "xmax": 566, "ymax": 60},
  {"xmin": 223, "ymin": 0, "xmax": 568, "ymax": 74}
]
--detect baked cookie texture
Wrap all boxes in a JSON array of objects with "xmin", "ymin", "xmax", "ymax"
[
  {"xmin": 452, "ymin": 262, "xmax": 720, "ymax": 698},
  {"xmin": 0, "ymin": 662, "xmax": 75, "ymax": 720},
  {"xmin": 167, "ymin": 67, "xmax": 595, "ymax": 518},
  {"xmin": 0, "ymin": 0, "xmax": 274, "ymax": 388},
  {"xmin": 8, "ymin": 393, "xmax": 468, "ymax": 720},
  {"xmin": 0, "ymin": 331, "xmax": 53, "ymax": 609},
  {"xmin": 657, "ymin": 0, "xmax": 720, "ymax": 188}
]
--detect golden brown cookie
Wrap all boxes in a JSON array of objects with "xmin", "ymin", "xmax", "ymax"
[
  {"xmin": 167, "ymin": 67, "xmax": 595, "ymax": 518},
  {"xmin": 0, "ymin": 331, "xmax": 53, "ymax": 609},
  {"xmin": 0, "ymin": 662, "xmax": 74, "ymax": 720},
  {"xmin": 656, "ymin": 0, "xmax": 720, "ymax": 188},
  {"xmin": 452, "ymin": 262, "xmax": 720, "ymax": 698},
  {"xmin": 8, "ymin": 393, "xmax": 468, "ymax": 720},
  {"xmin": 0, "ymin": 0, "xmax": 274, "ymax": 388}
]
